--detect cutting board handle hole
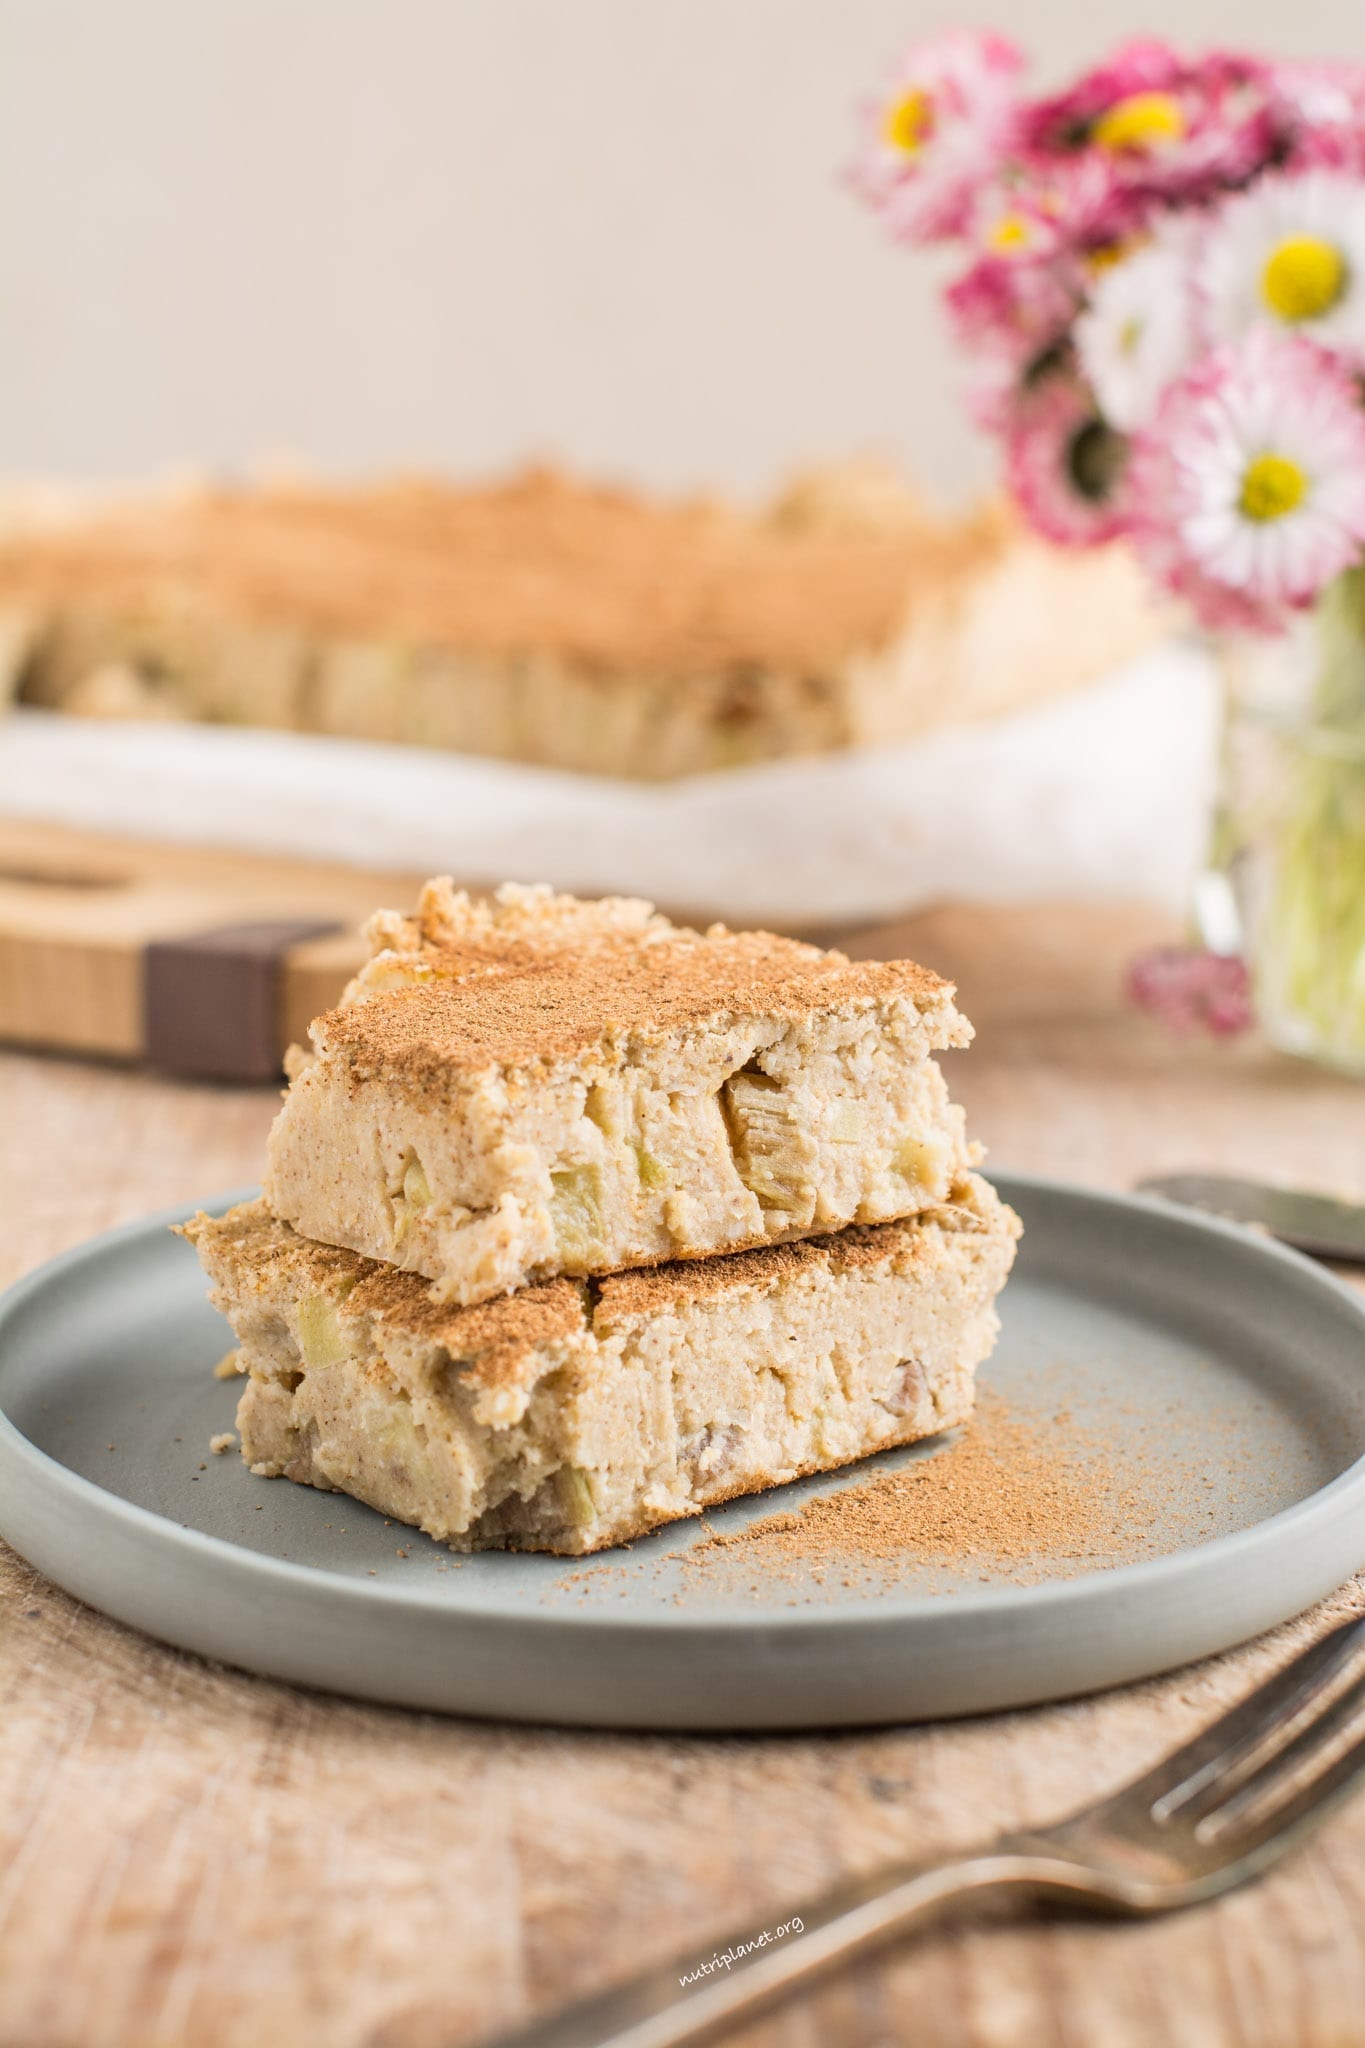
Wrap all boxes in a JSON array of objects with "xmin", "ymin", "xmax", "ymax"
[{"xmin": 0, "ymin": 864, "xmax": 128, "ymax": 891}]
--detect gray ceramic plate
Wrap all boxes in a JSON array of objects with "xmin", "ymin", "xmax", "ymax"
[{"xmin": 2, "ymin": 1174, "xmax": 1363, "ymax": 1730}]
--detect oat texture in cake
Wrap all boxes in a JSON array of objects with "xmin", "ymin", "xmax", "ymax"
[
  {"xmin": 182, "ymin": 1174, "xmax": 1020, "ymax": 1555},
  {"xmin": 263, "ymin": 881, "xmax": 979, "ymax": 1306}
]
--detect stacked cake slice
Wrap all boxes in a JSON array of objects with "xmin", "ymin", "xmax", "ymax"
[{"xmin": 184, "ymin": 882, "xmax": 1020, "ymax": 1554}]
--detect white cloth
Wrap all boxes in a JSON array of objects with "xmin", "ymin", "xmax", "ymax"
[{"xmin": 0, "ymin": 638, "xmax": 1218, "ymax": 928}]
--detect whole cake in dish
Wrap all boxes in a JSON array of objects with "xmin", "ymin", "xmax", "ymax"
[
  {"xmin": 265, "ymin": 880, "xmax": 976, "ymax": 1306},
  {"xmin": 0, "ymin": 462, "xmax": 1162, "ymax": 778},
  {"xmin": 182, "ymin": 876, "xmax": 1020, "ymax": 1555},
  {"xmin": 185, "ymin": 1176, "xmax": 1019, "ymax": 1556}
]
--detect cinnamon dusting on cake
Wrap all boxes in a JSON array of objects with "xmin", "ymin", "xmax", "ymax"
[
  {"xmin": 595, "ymin": 1189, "xmax": 1007, "ymax": 1319},
  {"xmin": 181, "ymin": 1188, "xmax": 1007, "ymax": 1394},
  {"xmin": 317, "ymin": 881, "xmax": 962, "ymax": 1077},
  {"xmin": 180, "ymin": 1200, "xmax": 588, "ymax": 1393},
  {"xmin": 318, "ymin": 947, "xmax": 958, "ymax": 1078},
  {"xmin": 0, "ymin": 468, "xmax": 1018, "ymax": 676}
]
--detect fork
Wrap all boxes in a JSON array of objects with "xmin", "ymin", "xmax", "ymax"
[{"xmin": 493, "ymin": 1613, "xmax": 1365, "ymax": 2048}]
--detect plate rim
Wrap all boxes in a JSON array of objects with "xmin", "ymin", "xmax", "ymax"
[{"xmin": 2, "ymin": 1171, "xmax": 1364, "ymax": 1640}]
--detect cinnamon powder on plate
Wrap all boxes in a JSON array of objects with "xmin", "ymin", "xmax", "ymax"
[{"xmin": 688, "ymin": 1385, "xmax": 1159, "ymax": 1581}]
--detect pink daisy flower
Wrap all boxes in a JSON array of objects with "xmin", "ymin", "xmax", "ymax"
[
  {"xmin": 948, "ymin": 159, "xmax": 1153, "ymax": 426},
  {"xmin": 1020, "ymin": 40, "xmax": 1279, "ymax": 204},
  {"xmin": 946, "ymin": 247, "xmax": 1081, "ymax": 368},
  {"xmin": 1129, "ymin": 327, "xmax": 1365, "ymax": 626},
  {"xmin": 966, "ymin": 150, "xmax": 1143, "ymax": 267},
  {"xmin": 1271, "ymin": 62, "xmax": 1365, "ymax": 174},
  {"xmin": 1003, "ymin": 375, "xmax": 1133, "ymax": 546},
  {"xmin": 1127, "ymin": 947, "xmax": 1254, "ymax": 1037},
  {"xmin": 850, "ymin": 29, "xmax": 1025, "ymax": 245},
  {"xmin": 1033, "ymin": 150, "xmax": 1151, "ymax": 252}
]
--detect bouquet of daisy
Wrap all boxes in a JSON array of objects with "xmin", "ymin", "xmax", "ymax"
[{"xmin": 853, "ymin": 33, "xmax": 1365, "ymax": 1067}]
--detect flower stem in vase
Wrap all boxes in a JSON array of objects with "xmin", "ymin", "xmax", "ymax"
[{"xmin": 1254, "ymin": 568, "xmax": 1365, "ymax": 1069}]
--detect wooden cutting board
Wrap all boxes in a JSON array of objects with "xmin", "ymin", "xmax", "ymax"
[
  {"xmin": 0, "ymin": 820, "xmax": 428, "ymax": 1077},
  {"xmin": 0, "ymin": 818, "xmax": 1180, "ymax": 1083}
]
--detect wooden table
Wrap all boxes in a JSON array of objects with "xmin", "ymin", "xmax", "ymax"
[{"xmin": 3, "ymin": 901, "xmax": 1364, "ymax": 2048}]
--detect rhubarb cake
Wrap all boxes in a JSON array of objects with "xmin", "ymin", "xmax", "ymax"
[
  {"xmin": 0, "ymin": 463, "xmax": 1162, "ymax": 778},
  {"xmin": 264, "ymin": 880, "xmax": 978, "ymax": 1306},
  {"xmin": 183, "ymin": 1174, "xmax": 1020, "ymax": 1555}
]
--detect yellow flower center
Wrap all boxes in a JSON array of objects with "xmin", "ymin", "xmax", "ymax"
[
  {"xmin": 989, "ymin": 213, "xmax": 1032, "ymax": 252},
  {"xmin": 1092, "ymin": 91, "xmax": 1186, "ymax": 154},
  {"xmin": 1085, "ymin": 241, "xmax": 1128, "ymax": 275},
  {"xmin": 1119, "ymin": 315, "xmax": 1143, "ymax": 356},
  {"xmin": 884, "ymin": 88, "xmax": 934, "ymax": 157},
  {"xmin": 1260, "ymin": 235, "xmax": 1349, "ymax": 323},
  {"xmin": 1239, "ymin": 453, "xmax": 1309, "ymax": 523}
]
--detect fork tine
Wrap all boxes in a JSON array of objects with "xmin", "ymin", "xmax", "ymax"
[
  {"xmin": 1128, "ymin": 1616, "xmax": 1365, "ymax": 1821},
  {"xmin": 1200, "ymin": 1728, "xmax": 1365, "ymax": 1874},
  {"xmin": 1194, "ymin": 1667, "xmax": 1365, "ymax": 1838}
]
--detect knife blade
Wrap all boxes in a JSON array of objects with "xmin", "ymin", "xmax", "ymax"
[{"xmin": 1136, "ymin": 1172, "xmax": 1365, "ymax": 1265}]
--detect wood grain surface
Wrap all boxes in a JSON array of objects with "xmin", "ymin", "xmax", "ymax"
[
  {"xmin": 0, "ymin": 819, "xmax": 410, "ymax": 1061},
  {"xmin": 2, "ymin": 898, "xmax": 1364, "ymax": 2048}
]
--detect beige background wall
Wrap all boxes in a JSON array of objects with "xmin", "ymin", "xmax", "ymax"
[{"xmin": 2, "ymin": 0, "xmax": 1362, "ymax": 508}]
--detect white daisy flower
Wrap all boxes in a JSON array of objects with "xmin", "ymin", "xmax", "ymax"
[
  {"xmin": 1132, "ymin": 328, "xmax": 1365, "ymax": 619},
  {"xmin": 1201, "ymin": 169, "xmax": 1365, "ymax": 364},
  {"xmin": 1075, "ymin": 225, "xmax": 1198, "ymax": 431},
  {"xmin": 851, "ymin": 30, "xmax": 1024, "ymax": 245}
]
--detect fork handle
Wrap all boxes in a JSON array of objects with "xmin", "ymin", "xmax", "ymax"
[{"xmin": 493, "ymin": 1842, "xmax": 1094, "ymax": 2048}]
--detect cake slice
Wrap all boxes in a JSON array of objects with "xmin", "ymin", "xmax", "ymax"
[
  {"xmin": 0, "ymin": 464, "xmax": 1164, "ymax": 780},
  {"xmin": 183, "ymin": 1175, "xmax": 1019, "ymax": 1555},
  {"xmin": 264, "ymin": 880, "xmax": 978, "ymax": 1306}
]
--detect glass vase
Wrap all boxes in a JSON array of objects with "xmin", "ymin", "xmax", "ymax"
[{"xmin": 1216, "ymin": 566, "xmax": 1365, "ymax": 1074}]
